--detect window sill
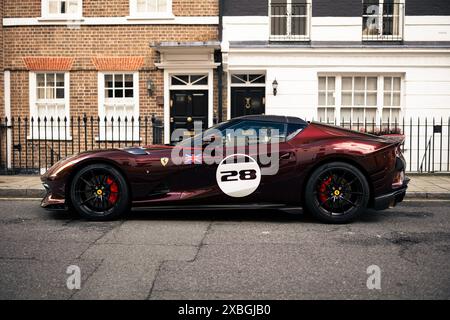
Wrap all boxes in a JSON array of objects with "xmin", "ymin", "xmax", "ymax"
[
  {"xmin": 38, "ymin": 16, "xmax": 84, "ymax": 22},
  {"xmin": 269, "ymin": 36, "xmax": 310, "ymax": 42},
  {"xmin": 126, "ymin": 14, "xmax": 175, "ymax": 21}
]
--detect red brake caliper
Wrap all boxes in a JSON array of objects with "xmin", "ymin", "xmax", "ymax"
[
  {"xmin": 106, "ymin": 177, "xmax": 119, "ymax": 204},
  {"xmin": 319, "ymin": 176, "xmax": 332, "ymax": 206}
]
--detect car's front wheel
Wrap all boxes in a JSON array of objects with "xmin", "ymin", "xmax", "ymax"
[
  {"xmin": 70, "ymin": 164, "xmax": 130, "ymax": 221},
  {"xmin": 304, "ymin": 162, "xmax": 370, "ymax": 224}
]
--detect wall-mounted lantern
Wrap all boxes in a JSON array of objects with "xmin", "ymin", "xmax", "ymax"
[
  {"xmin": 272, "ymin": 79, "xmax": 278, "ymax": 96},
  {"xmin": 147, "ymin": 79, "xmax": 154, "ymax": 97}
]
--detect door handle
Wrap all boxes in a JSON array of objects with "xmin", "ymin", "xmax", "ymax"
[{"xmin": 280, "ymin": 152, "xmax": 293, "ymax": 160}]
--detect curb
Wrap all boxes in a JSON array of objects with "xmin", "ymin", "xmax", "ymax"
[
  {"xmin": 405, "ymin": 192, "xmax": 450, "ymax": 200},
  {"xmin": 0, "ymin": 189, "xmax": 46, "ymax": 198},
  {"xmin": 0, "ymin": 189, "xmax": 449, "ymax": 200}
]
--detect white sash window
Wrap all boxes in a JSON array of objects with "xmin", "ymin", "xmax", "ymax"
[{"xmin": 98, "ymin": 72, "xmax": 140, "ymax": 141}]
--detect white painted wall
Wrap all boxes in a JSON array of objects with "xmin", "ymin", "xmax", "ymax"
[{"xmin": 223, "ymin": 15, "xmax": 450, "ymax": 45}]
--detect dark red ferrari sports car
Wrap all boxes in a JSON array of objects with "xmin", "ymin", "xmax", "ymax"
[{"xmin": 41, "ymin": 115, "xmax": 409, "ymax": 223}]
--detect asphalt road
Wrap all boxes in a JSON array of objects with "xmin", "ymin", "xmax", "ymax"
[{"xmin": 0, "ymin": 200, "xmax": 449, "ymax": 300}]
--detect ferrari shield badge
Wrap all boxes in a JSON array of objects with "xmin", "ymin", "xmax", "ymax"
[{"xmin": 160, "ymin": 157, "xmax": 169, "ymax": 167}]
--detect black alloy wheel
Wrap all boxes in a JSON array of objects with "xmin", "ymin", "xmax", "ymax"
[
  {"xmin": 305, "ymin": 162, "xmax": 370, "ymax": 223},
  {"xmin": 70, "ymin": 164, "xmax": 130, "ymax": 221}
]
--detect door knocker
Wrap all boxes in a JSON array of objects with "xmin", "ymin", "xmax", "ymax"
[{"xmin": 244, "ymin": 97, "xmax": 252, "ymax": 109}]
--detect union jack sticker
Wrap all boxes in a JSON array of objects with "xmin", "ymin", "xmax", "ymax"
[{"xmin": 184, "ymin": 153, "xmax": 203, "ymax": 165}]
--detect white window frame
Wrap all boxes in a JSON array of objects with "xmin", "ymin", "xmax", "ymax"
[
  {"xmin": 41, "ymin": 0, "xmax": 83, "ymax": 20},
  {"xmin": 29, "ymin": 72, "xmax": 71, "ymax": 140},
  {"xmin": 269, "ymin": 0, "xmax": 312, "ymax": 41},
  {"xmin": 317, "ymin": 74, "xmax": 403, "ymax": 126},
  {"xmin": 362, "ymin": 0, "xmax": 404, "ymax": 41},
  {"xmin": 129, "ymin": 0, "xmax": 174, "ymax": 19},
  {"xmin": 97, "ymin": 72, "xmax": 140, "ymax": 141},
  {"xmin": 318, "ymin": 76, "xmax": 336, "ymax": 123}
]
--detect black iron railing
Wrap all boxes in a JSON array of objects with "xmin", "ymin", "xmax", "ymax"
[
  {"xmin": 0, "ymin": 115, "xmax": 449, "ymax": 174},
  {"xmin": 362, "ymin": 1, "xmax": 404, "ymax": 41},
  {"xmin": 313, "ymin": 116, "xmax": 449, "ymax": 173},
  {"xmin": 0, "ymin": 115, "xmax": 163, "ymax": 174}
]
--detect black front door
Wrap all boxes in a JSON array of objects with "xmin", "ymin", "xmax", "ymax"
[
  {"xmin": 231, "ymin": 87, "xmax": 266, "ymax": 118},
  {"xmin": 170, "ymin": 90, "xmax": 208, "ymax": 139}
]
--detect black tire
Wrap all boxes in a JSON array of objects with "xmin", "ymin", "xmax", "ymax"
[
  {"xmin": 304, "ymin": 162, "xmax": 370, "ymax": 224},
  {"xmin": 69, "ymin": 164, "xmax": 130, "ymax": 221}
]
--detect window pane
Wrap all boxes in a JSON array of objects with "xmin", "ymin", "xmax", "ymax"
[
  {"xmin": 353, "ymin": 108, "xmax": 364, "ymax": 122},
  {"xmin": 37, "ymin": 74, "xmax": 46, "ymax": 87},
  {"xmin": 148, "ymin": 0, "xmax": 157, "ymax": 12},
  {"xmin": 125, "ymin": 89, "xmax": 134, "ymax": 98},
  {"xmin": 49, "ymin": 0, "xmax": 59, "ymax": 14},
  {"xmin": 46, "ymin": 88, "xmax": 55, "ymax": 99},
  {"xmin": 271, "ymin": 1, "xmax": 287, "ymax": 16},
  {"xmin": 393, "ymin": 77, "xmax": 401, "ymax": 90},
  {"xmin": 114, "ymin": 75, "xmax": 124, "ymax": 88},
  {"xmin": 106, "ymin": 89, "xmax": 114, "ymax": 98},
  {"xmin": 366, "ymin": 108, "xmax": 377, "ymax": 121},
  {"xmin": 56, "ymin": 88, "xmax": 65, "ymax": 99},
  {"xmin": 367, "ymin": 93, "xmax": 377, "ymax": 106},
  {"xmin": 125, "ymin": 74, "xmax": 134, "ymax": 88},
  {"xmin": 171, "ymin": 75, "xmax": 189, "ymax": 85},
  {"xmin": 327, "ymin": 93, "xmax": 335, "ymax": 106},
  {"xmin": 382, "ymin": 109, "xmax": 391, "ymax": 122},
  {"xmin": 158, "ymin": 0, "xmax": 167, "ymax": 12},
  {"xmin": 342, "ymin": 92, "xmax": 352, "ymax": 105},
  {"xmin": 341, "ymin": 108, "xmax": 351, "ymax": 123},
  {"xmin": 231, "ymin": 75, "xmax": 246, "ymax": 84},
  {"xmin": 327, "ymin": 77, "xmax": 335, "ymax": 90},
  {"xmin": 393, "ymin": 93, "xmax": 401, "ymax": 106},
  {"xmin": 60, "ymin": 0, "xmax": 66, "ymax": 14},
  {"xmin": 354, "ymin": 92, "xmax": 365, "ymax": 106},
  {"xmin": 384, "ymin": 77, "xmax": 392, "ymax": 91},
  {"xmin": 137, "ymin": 0, "xmax": 146, "ymax": 12},
  {"xmin": 354, "ymin": 77, "xmax": 364, "ymax": 90},
  {"xmin": 384, "ymin": 93, "xmax": 392, "ymax": 106},
  {"xmin": 105, "ymin": 75, "xmax": 113, "ymax": 88},
  {"xmin": 318, "ymin": 77, "xmax": 326, "ymax": 90},
  {"xmin": 249, "ymin": 74, "xmax": 265, "ymax": 84},
  {"xmin": 291, "ymin": 17, "xmax": 307, "ymax": 36},
  {"xmin": 391, "ymin": 109, "xmax": 400, "ymax": 122},
  {"xmin": 367, "ymin": 77, "xmax": 377, "ymax": 90},
  {"xmin": 56, "ymin": 73, "xmax": 65, "ymax": 87},
  {"xmin": 317, "ymin": 108, "xmax": 326, "ymax": 121},
  {"xmin": 68, "ymin": 0, "xmax": 78, "ymax": 14},
  {"xmin": 318, "ymin": 93, "xmax": 326, "ymax": 106},
  {"xmin": 115, "ymin": 89, "xmax": 124, "ymax": 98},
  {"xmin": 342, "ymin": 77, "xmax": 352, "ymax": 90},
  {"xmin": 271, "ymin": 17, "xmax": 287, "ymax": 36},
  {"xmin": 191, "ymin": 75, "xmax": 208, "ymax": 85},
  {"xmin": 37, "ymin": 88, "xmax": 46, "ymax": 100},
  {"xmin": 326, "ymin": 108, "xmax": 335, "ymax": 121},
  {"xmin": 47, "ymin": 73, "xmax": 55, "ymax": 87}
]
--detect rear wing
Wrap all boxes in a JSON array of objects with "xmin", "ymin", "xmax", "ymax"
[{"xmin": 381, "ymin": 134, "xmax": 405, "ymax": 146}]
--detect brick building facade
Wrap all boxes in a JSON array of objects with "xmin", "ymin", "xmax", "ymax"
[{"xmin": 1, "ymin": 0, "xmax": 220, "ymax": 162}]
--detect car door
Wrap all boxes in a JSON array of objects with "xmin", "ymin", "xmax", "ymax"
[{"xmin": 173, "ymin": 120, "xmax": 298, "ymax": 204}]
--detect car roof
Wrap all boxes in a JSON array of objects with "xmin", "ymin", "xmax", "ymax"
[{"xmin": 234, "ymin": 115, "xmax": 308, "ymax": 125}]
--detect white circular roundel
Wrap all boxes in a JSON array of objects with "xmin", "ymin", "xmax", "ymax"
[{"xmin": 216, "ymin": 154, "xmax": 261, "ymax": 198}]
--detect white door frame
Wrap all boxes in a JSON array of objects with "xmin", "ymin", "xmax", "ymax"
[{"xmin": 164, "ymin": 69, "xmax": 214, "ymax": 144}]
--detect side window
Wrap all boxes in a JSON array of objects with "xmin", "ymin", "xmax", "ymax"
[
  {"xmin": 286, "ymin": 123, "xmax": 307, "ymax": 141},
  {"xmin": 225, "ymin": 121, "xmax": 287, "ymax": 146}
]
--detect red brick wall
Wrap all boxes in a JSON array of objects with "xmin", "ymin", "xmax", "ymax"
[{"xmin": 4, "ymin": 0, "xmax": 218, "ymax": 18}]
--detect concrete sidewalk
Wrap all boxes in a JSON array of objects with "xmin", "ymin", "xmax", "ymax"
[{"xmin": 0, "ymin": 174, "xmax": 450, "ymax": 199}]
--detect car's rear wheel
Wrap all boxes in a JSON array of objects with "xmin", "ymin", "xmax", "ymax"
[
  {"xmin": 305, "ymin": 162, "xmax": 369, "ymax": 224},
  {"xmin": 70, "ymin": 164, "xmax": 130, "ymax": 221}
]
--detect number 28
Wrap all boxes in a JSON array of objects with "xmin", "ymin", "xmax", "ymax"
[{"xmin": 220, "ymin": 170, "xmax": 257, "ymax": 182}]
